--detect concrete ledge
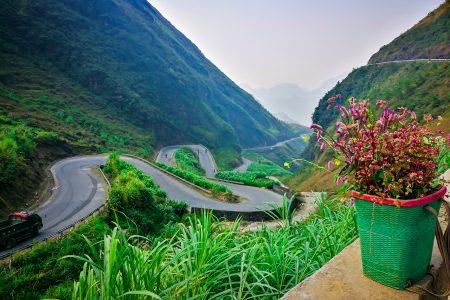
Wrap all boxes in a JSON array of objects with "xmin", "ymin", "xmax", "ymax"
[{"xmin": 281, "ymin": 239, "xmax": 448, "ymax": 300}]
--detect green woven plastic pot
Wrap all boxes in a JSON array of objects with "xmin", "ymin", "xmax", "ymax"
[{"xmin": 353, "ymin": 186, "xmax": 447, "ymax": 289}]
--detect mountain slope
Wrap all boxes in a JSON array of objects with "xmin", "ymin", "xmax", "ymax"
[
  {"xmin": 0, "ymin": 0, "xmax": 295, "ymax": 210},
  {"xmin": 369, "ymin": 1, "xmax": 450, "ymax": 63},
  {"xmin": 0, "ymin": 0, "xmax": 293, "ymax": 157},
  {"xmin": 290, "ymin": 2, "xmax": 450, "ymax": 192}
]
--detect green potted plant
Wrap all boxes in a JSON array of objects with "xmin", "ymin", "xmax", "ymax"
[{"xmin": 310, "ymin": 96, "xmax": 449, "ymax": 290}]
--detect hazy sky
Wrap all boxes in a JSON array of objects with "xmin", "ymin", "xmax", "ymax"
[{"xmin": 149, "ymin": 0, "xmax": 444, "ymax": 90}]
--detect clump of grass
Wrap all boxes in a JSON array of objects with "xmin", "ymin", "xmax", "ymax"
[
  {"xmin": 68, "ymin": 196, "xmax": 357, "ymax": 299},
  {"xmin": 174, "ymin": 147, "xmax": 205, "ymax": 176}
]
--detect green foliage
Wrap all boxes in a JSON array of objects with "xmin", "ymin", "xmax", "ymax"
[
  {"xmin": 438, "ymin": 147, "xmax": 450, "ymax": 175},
  {"xmin": 104, "ymin": 153, "xmax": 187, "ymax": 234},
  {"xmin": 174, "ymin": 147, "xmax": 205, "ymax": 176},
  {"xmin": 0, "ymin": 116, "xmax": 59, "ymax": 185},
  {"xmin": 69, "ymin": 197, "xmax": 357, "ymax": 299},
  {"xmin": 215, "ymin": 171, "xmax": 280, "ymax": 188},
  {"xmin": 65, "ymin": 115, "xmax": 73, "ymax": 124},
  {"xmin": 155, "ymin": 162, "xmax": 233, "ymax": 200},
  {"xmin": 244, "ymin": 152, "xmax": 292, "ymax": 176}
]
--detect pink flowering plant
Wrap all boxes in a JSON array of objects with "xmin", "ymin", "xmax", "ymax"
[{"xmin": 310, "ymin": 96, "xmax": 449, "ymax": 199}]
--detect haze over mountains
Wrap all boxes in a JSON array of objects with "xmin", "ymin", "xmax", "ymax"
[{"xmin": 241, "ymin": 74, "xmax": 347, "ymax": 126}]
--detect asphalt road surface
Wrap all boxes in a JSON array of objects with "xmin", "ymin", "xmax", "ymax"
[
  {"xmin": 234, "ymin": 157, "xmax": 253, "ymax": 173},
  {"xmin": 1, "ymin": 154, "xmax": 282, "ymax": 258}
]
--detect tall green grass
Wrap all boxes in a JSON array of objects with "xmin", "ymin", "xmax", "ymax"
[{"xmin": 68, "ymin": 196, "xmax": 357, "ymax": 299}]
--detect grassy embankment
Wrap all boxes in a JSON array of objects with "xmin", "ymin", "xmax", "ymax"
[
  {"xmin": 0, "ymin": 154, "xmax": 187, "ymax": 299},
  {"xmin": 174, "ymin": 147, "xmax": 205, "ymax": 176}
]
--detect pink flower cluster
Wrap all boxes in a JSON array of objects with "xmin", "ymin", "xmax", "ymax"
[{"xmin": 311, "ymin": 97, "xmax": 449, "ymax": 199}]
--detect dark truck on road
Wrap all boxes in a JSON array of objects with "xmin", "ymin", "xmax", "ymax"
[{"xmin": 0, "ymin": 212, "xmax": 43, "ymax": 249}]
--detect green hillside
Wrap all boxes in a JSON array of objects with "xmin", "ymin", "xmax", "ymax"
[
  {"xmin": 368, "ymin": 1, "xmax": 449, "ymax": 63},
  {"xmin": 290, "ymin": 2, "xmax": 450, "ymax": 192},
  {"xmin": 0, "ymin": 0, "xmax": 294, "ymax": 209}
]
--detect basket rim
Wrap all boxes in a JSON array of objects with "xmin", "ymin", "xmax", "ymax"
[{"xmin": 351, "ymin": 186, "xmax": 447, "ymax": 207}]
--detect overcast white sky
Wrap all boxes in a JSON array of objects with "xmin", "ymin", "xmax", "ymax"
[{"xmin": 149, "ymin": 0, "xmax": 444, "ymax": 90}]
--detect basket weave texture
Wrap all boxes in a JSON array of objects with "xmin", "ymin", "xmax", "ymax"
[{"xmin": 355, "ymin": 198, "xmax": 440, "ymax": 289}]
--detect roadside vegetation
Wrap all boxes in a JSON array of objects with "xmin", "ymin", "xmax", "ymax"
[
  {"xmin": 174, "ymin": 147, "xmax": 205, "ymax": 176},
  {"xmin": 0, "ymin": 116, "xmax": 56, "ymax": 186},
  {"xmin": 155, "ymin": 162, "xmax": 234, "ymax": 201},
  {"xmin": 0, "ymin": 113, "xmax": 67, "ymax": 214},
  {"xmin": 103, "ymin": 153, "xmax": 187, "ymax": 234},
  {"xmin": 69, "ymin": 195, "xmax": 357, "ymax": 299},
  {"xmin": 215, "ymin": 171, "xmax": 280, "ymax": 188},
  {"xmin": 0, "ymin": 155, "xmax": 187, "ymax": 299},
  {"xmin": 244, "ymin": 151, "xmax": 292, "ymax": 176},
  {"xmin": 0, "ymin": 216, "xmax": 110, "ymax": 299}
]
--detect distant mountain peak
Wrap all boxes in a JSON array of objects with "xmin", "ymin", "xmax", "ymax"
[{"xmin": 240, "ymin": 74, "xmax": 347, "ymax": 126}]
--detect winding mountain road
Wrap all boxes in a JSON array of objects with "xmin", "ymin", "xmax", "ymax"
[
  {"xmin": 0, "ymin": 154, "xmax": 282, "ymax": 258},
  {"xmin": 243, "ymin": 136, "xmax": 303, "ymax": 152},
  {"xmin": 367, "ymin": 58, "xmax": 450, "ymax": 66}
]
